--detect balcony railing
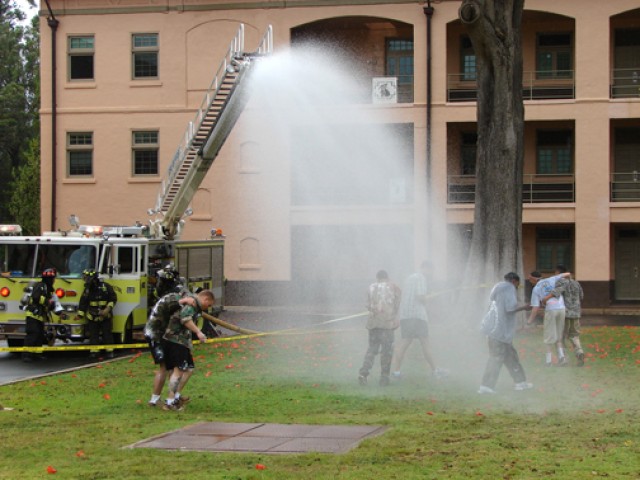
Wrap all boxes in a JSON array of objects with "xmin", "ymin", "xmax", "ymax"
[
  {"xmin": 611, "ymin": 172, "xmax": 640, "ymax": 201},
  {"xmin": 447, "ymin": 174, "xmax": 575, "ymax": 204},
  {"xmin": 610, "ymin": 68, "xmax": 640, "ymax": 98},
  {"xmin": 447, "ymin": 70, "xmax": 575, "ymax": 102}
]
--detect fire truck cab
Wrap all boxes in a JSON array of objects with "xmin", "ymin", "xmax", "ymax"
[{"xmin": 0, "ymin": 224, "xmax": 224, "ymax": 347}]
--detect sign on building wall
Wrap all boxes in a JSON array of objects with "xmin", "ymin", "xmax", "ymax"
[{"xmin": 372, "ymin": 77, "xmax": 398, "ymax": 104}]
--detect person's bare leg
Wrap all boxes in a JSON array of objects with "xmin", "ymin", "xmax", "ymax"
[
  {"xmin": 418, "ymin": 337, "xmax": 436, "ymax": 372},
  {"xmin": 152, "ymin": 364, "xmax": 167, "ymax": 396},
  {"xmin": 391, "ymin": 338, "xmax": 412, "ymax": 373},
  {"xmin": 175, "ymin": 368, "xmax": 194, "ymax": 400},
  {"xmin": 166, "ymin": 368, "xmax": 182, "ymax": 403}
]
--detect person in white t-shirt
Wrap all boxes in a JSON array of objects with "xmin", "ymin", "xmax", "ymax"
[{"xmin": 526, "ymin": 270, "xmax": 571, "ymax": 366}]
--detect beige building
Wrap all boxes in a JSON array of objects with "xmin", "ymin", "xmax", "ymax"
[{"xmin": 39, "ymin": 0, "xmax": 640, "ymax": 309}]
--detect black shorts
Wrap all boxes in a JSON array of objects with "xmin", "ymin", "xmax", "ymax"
[
  {"xmin": 400, "ymin": 318, "xmax": 429, "ymax": 339},
  {"xmin": 164, "ymin": 342, "xmax": 195, "ymax": 371},
  {"xmin": 147, "ymin": 339, "xmax": 166, "ymax": 365}
]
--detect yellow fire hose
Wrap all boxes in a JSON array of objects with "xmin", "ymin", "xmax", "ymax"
[{"xmin": 202, "ymin": 312, "xmax": 261, "ymax": 335}]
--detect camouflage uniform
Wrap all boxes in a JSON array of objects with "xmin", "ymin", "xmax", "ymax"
[
  {"xmin": 145, "ymin": 292, "xmax": 185, "ymax": 342},
  {"xmin": 162, "ymin": 296, "xmax": 203, "ymax": 371},
  {"xmin": 359, "ymin": 280, "xmax": 401, "ymax": 384},
  {"xmin": 145, "ymin": 292, "xmax": 190, "ymax": 364},
  {"xmin": 551, "ymin": 277, "xmax": 585, "ymax": 364}
]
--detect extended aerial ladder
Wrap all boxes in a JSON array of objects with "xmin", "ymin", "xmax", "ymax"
[{"xmin": 148, "ymin": 24, "xmax": 273, "ymax": 240}]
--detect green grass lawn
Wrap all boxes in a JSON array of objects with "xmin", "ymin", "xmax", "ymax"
[{"xmin": 1, "ymin": 323, "xmax": 639, "ymax": 479}]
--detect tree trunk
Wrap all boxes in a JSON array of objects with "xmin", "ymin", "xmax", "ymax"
[{"xmin": 459, "ymin": 0, "xmax": 525, "ymax": 288}]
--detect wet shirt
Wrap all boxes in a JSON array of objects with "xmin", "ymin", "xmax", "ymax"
[
  {"xmin": 398, "ymin": 272, "xmax": 427, "ymax": 321},
  {"xmin": 162, "ymin": 296, "xmax": 201, "ymax": 350},
  {"xmin": 366, "ymin": 281, "xmax": 401, "ymax": 329},
  {"xmin": 551, "ymin": 278, "xmax": 583, "ymax": 318},
  {"xmin": 488, "ymin": 281, "xmax": 519, "ymax": 343},
  {"xmin": 531, "ymin": 274, "xmax": 566, "ymax": 311},
  {"xmin": 144, "ymin": 292, "xmax": 183, "ymax": 341}
]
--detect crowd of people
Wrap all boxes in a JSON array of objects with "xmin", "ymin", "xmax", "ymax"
[
  {"xmin": 477, "ymin": 264, "xmax": 584, "ymax": 394},
  {"xmin": 22, "ymin": 257, "xmax": 586, "ymax": 407},
  {"xmin": 357, "ymin": 261, "xmax": 585, "ymax": 395},
  {"xmin": 21, "ymin": 263, "xmax": 215, "ymax": 412}
]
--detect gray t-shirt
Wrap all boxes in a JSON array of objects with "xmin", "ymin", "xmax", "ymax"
[
  {"xmin": 488, "ymin": 281, "xmax": 519, "ymax": 343},
  {"xmin": 398, "ymin": 272, "xmax": 427, "ymax": 321}
]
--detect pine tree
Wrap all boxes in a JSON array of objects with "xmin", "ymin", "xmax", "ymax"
[{"xmin": 0, "ymin": 0, "xmax": 39, "ymax": 225}]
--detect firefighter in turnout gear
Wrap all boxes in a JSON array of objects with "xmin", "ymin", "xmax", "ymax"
[
  {"xmin": 23, "ymin": 268, "xmax": 67, "ymax": 362},
  {"xmin": 78, "ymin": 269, "xmax": 118, "ymax": 358},
  {"xmin": 148, "ymin": 264, "xmax": 184, "ymax": 309}
]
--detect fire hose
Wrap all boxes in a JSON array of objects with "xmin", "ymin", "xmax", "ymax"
[{"xmin": 201, "ymin": 311, "xmax": 261, "ymax": 335}]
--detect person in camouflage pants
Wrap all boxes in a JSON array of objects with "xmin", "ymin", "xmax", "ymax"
[
  {"xmin": 358, "ymin": 270, "xmax": 401, "ymax": 387},
  {"xmin": 145, "ymin": 292, "xmax": 197, "ymax": 406},
  {"xmin": 544, "ymin": 265, "xmax": 585, "ymax": 367},
  {"xmin": 162, "ymin": 290, "xmax": 214, "ymax": 411}
]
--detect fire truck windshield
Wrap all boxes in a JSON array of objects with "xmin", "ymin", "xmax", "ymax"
[{"xmin": 0, "ymin": 243, "xmax": 97, "ymax": 278}]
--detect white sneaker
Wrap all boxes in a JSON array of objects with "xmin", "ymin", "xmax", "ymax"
[
  {"xmin": 477, "ymin": 385, "xmax": 496, "ymax": 394},
  {"xmin": 434, "ymin": 367, "xmax": 449, "ymax": 380},
  {"xmin": 514, "ymin": 382, "xmax": 534, "ymax": 391},
  {"xmin": 391, "ymin": 371, "xmax": 402, "ymax": 379}
]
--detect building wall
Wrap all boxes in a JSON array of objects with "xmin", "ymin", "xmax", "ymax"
[{"xmin": 39, "ymin": 0, "xmax": 640, "ymax": 307}]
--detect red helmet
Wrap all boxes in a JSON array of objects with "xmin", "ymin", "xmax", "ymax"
[{"xmin": 42, "ymin": 268, "xmax": 57, "ymax": 278}]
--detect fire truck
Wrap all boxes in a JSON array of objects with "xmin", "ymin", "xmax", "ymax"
[{"xmin": 0, "ymin": 25, "xmax": 272, "ymax": 348}]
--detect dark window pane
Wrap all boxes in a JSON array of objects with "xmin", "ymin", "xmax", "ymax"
[
  {"xmin": 134, "ymin": 52, "xmax": 158, "ymax": 78},
  {"xmin": 538, "ymin": 33, "xmax": 571, "ymax": 47},
  {"xmin": 69, "ymin": 151, "xmax": 92, "ymax": 176},
  {"xmin": 538, "ymin": 130, "xmax": 572, "ymax": 146},
  {"xmin": 134, "ymin": 150, "xmax": 158, "ymax": 175},
  {"xmin": 70, "ymin": 55, "xmax": 94, "ymax": 80}
]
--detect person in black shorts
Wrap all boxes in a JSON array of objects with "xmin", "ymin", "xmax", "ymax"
[
  {"xmin": 162, "ymin": 290, "xmax": 214, "ymax": 411},
  {"xmin": 144, "ymin": 292, "xmax": 196, "ymax": 407}
]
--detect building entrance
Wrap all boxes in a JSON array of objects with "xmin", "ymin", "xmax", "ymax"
[{"xmin": 615, "ymin": 228, "xmax": 640, "ymax": 300}]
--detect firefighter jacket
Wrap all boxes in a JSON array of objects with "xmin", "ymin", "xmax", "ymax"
[
  {"xmin": 25, "ymin": 282, "xmax": 57, "ymax": 323},
  {"xmin": 78, "ymin": 281, "xmax": 117, "ymax": 322}
]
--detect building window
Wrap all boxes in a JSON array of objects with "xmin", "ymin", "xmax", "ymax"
[
  {"xmin": 461, "ymin": 132, "xmax": 477, "ymax": 175},
  {"xmin": 68, "ymin": 36, "xmax": 94, "ymax": 81},
  {"xmin": 460, "ymin": 35, "xmax": 476, "ymax": 81},
  {"xmin": 67, "ymin": 132, "xmax": 93, "ymax": 177},
  {"xmin": 386, "ymin": 39, "xmax": 413, "ymax": 85},
  {"xmin": 386, "ymin": 39, "xmax": 414, "ymax": 103},
  {"xmin": 132, "ymin": 131, "xmax": 159, "ymax": 175},
  {"xmin": 537, "ymin": 130, "xmax": 572, "ymax": 174},
  {"xmin": 536, "ymin": 33, "xmax": 572, "ymax": 79},
  {"xmin": 536, "ymin": 227, "xmax": 573, "ymax": 273},
  {"xmin": 132, "ymin": 33, "xmax": 158, "ymax": 79}
]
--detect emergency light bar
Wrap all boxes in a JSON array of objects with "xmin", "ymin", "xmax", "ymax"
[
  {"xmin": 0, "ymin": 224, "xmax": 22, "ymax": 235},
  {"xmin": 103, "ymin": 226, "xmax": 145, "ymax": 237},
  {"xmin": 78, "ymin": 225, "xmax": 104, "ymax": 236}
]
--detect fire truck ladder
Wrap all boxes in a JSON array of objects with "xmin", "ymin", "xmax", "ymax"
[{"xmin": 150, "ymin": 24, "xmax": 273, "ymax": 239}]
